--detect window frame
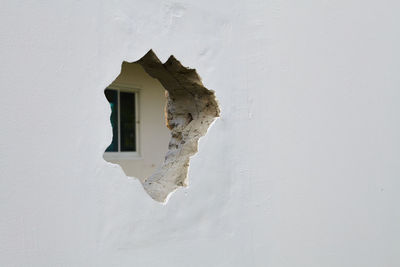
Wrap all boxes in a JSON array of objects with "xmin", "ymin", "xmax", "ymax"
[{"xmin": 103, "ymin": 83, "xmax": 141, "ymax": 160}]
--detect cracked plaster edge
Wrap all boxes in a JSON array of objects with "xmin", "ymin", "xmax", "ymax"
[{"xmin": 133, "ymin": 49, "xmax": 220, "ymax": 203}]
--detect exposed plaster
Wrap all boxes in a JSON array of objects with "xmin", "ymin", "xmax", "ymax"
[{"xmin": 135, "ymin": 50, "xmax": 220, "ymax": 202}]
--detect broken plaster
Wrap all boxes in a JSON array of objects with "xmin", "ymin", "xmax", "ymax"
[{"xmin": 135, "ymin": 50, "xmax": 220, "ymax": 202}]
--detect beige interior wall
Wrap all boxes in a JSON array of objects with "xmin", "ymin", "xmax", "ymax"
[{"xmin": 103, "ymin": 62, "xmax": 170, "ymax": 182}]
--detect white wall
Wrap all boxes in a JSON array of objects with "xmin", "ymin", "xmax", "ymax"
[
  {"xmin": 104, "ymin": 62, "xmax": 170, "ymax": 182},
  {"xmin": 0, "ymin": 1, "xmax": 399, "ymax": 266}
]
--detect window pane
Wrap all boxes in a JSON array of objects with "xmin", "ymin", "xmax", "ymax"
[
  {"xmin": 105, "ymin": 89, "xmax": 118, "ymax": 152},
  {"xmin": 120, "ymin": 91, "xmax": 136, "ymax": 151}
]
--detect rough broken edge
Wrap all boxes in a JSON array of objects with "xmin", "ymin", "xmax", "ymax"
[{"xmin": 134, "ymin": 50, "xmax": 220, "ymax": 203}]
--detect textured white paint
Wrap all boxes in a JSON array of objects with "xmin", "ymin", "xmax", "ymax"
[{"xmin": 0, "ymin": 1, "xmax": 399, "ymax": 266}]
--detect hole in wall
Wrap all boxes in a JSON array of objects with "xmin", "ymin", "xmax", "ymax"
[{"xmin": 103, "ymin": 50, "xmax": 220, "ymax": 202}]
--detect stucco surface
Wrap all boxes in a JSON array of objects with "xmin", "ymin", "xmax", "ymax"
[{"xmin": 0, "ymin": 1, "xmax": 399, "ymax": 266}]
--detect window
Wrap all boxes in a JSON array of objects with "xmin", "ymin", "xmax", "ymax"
[{"xmin": 104, "ymin": 86, "xmax": 139, "ymax": 158}]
